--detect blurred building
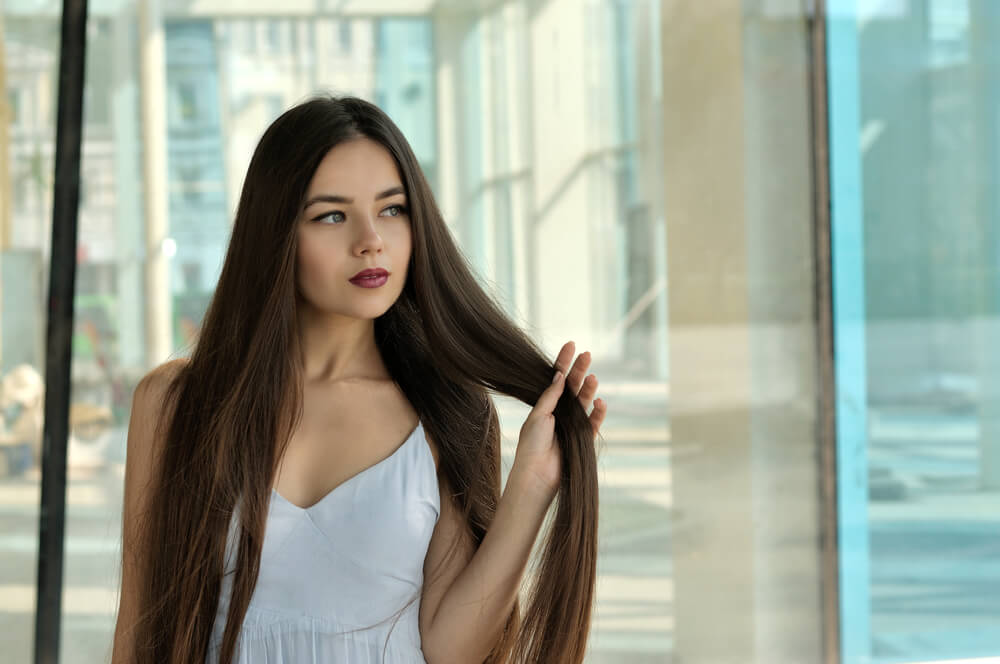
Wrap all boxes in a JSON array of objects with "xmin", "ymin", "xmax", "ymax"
[{"xmin": 0, "ymin": 1, "xmax": 998, "ymax": 663}]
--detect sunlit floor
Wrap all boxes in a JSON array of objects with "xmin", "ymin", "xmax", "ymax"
[{"xmin": 868, "ymin": 408, "xmax": 1000, "ymax": 662}]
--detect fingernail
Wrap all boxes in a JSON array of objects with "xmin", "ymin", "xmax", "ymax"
[{"xmin": 553, "ymin": 370, "xmax": 563, "ymax": 383}]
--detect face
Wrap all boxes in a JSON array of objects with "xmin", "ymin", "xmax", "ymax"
[{"xmin": 295, "ymin": 137, "xmax": 412, "ymax": 319}]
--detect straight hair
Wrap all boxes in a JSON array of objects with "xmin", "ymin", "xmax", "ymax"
[{"xmin": 125, "ymin": 95, "xmax": 599, "ymax": 663}]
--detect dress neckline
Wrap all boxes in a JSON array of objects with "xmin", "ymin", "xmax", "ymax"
[{"xmin": 271, "ymin": 418, "xmax": 424, "ymax": 512}]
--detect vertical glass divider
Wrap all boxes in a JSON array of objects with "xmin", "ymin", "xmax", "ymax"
[
  {"xmin": 808, "ymin": 1, "xmax": 842, "ymax": 662},
  {"xmin": 826, "ymin": 1, "xmax": 873, "ymax": 661},
  {"xmin": 34, "ymin": 1, "xmax": 89, "ymax": 662}
]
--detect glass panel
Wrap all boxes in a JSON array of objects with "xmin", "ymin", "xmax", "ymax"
[
  {"xmin": 0, "ymin": 7, "xmax": 61, "ymax": 662},
  {"xmin": 661, "ymin": 2, "xmax": 825, "ymax": 662},
  {"xmin": 78, "ymin": 1, "xmax": 670, "ymax": 661},
  {"xmin": 24, "ymin": 1, "xmax": 828, "ymax": 663},
  {"xmin": 829, "ymin": 0, "xmax": 1000, "ymax": 661},
  {"xmin": 63, "ymin": 4, "xmax": 439, "ymax": 662},
  {"xmin": 440, "ymin": 6, "xmax": 671, "ymax": 661}
]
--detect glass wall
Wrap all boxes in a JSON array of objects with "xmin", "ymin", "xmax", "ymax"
[
  {"xmin": 3, "ymin": 0, "xmax": 676, "ymax": 661},
  {"xmin": 0, "ymin": 7, "xmax": 60, "ymax": 664},
  {"xmin": 660, "ymin": 2, "xmax": 826, "ymax": 663},
  {"xmin": 4, "ymin": 0, "xmax": 998, "ymax": 663},
  {"xmin": 829, "ymin": 0, "xmax": 1000, "ymax": 661}
]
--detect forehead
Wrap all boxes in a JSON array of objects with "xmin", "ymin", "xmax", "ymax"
[{"xmin": 306, "ymin": 137, "xmax": 403, "ymax": 196}]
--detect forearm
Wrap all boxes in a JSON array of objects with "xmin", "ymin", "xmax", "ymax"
[{"xmin": 422, "ymin": 465, "xmax": 555, "ymax": 664}]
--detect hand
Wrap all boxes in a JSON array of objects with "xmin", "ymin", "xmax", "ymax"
[{"xmin": 512, "ymin": 340, "xmax": 608, "ymax": 498}]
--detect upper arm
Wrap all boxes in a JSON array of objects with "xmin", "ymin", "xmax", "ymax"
[
  {"xmin": 418, "ymin": 435, "xmax": 476, "ymax": 655},
  {"xmin": 111, "ymin": 358, "xmax": 187, "ymax": 663}
]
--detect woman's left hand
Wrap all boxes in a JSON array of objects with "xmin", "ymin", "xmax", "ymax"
[{"xmin": 511, "ymin": 340, "xmax": 607, "ymax": 499}]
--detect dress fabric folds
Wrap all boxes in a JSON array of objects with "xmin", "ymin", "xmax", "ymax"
[{"xmin": 205, "ymin": 420, "xmax": 440, "ymax": 664}]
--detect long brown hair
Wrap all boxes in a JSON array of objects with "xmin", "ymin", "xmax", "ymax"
[{"xmin": 127, "ymin": 95, "xmax": 599, "ymax": 663}]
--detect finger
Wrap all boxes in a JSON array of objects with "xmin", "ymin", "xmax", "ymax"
[
  {"xmin": 578, "ymin": 373, "xmax": 598, "ymax": 411},
  {"xmin": 590, "ymin": 398, "xmax": 608, "ymax": 438},
  {"xmin": 531, "ymin": 367, "xmax": 566, "ymax": 420},
  {"xmin": 567, "ymin": 351, "xmax": 592, "ymax": 397},
  {"xmin": 554, "ymin": 340, "xmax": 576, "ymax": 375}
]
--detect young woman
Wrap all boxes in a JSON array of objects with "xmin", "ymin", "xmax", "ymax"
[{"xmin": 112, "ymin": 95, "xmax": 605, "ymax": 664}]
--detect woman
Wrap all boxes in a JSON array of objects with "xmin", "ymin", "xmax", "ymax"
[{"xmin": 112, "ymin": 95, "xmax": 605, "ymax": 664}]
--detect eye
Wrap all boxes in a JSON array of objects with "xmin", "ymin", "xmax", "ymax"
[
  {"xmin": 313, "ymin": 210, "xmax": 346, "ymax": 224},
  {"xmin": 381, "ymin": 204, "xmax": 408, "ymax": 217}
]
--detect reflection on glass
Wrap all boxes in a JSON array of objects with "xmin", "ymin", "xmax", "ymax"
[
  {"xmin": 23, "ymin": 1, "xmax": 1000, "ymax": 662},
  {"xmin": 1, "ymin": 9, "xmax": 60, "ymax": 664},
  {"xmin": 831, "ymin": 0, "xmax": 1000, "ymax": 661},
  {"xmin": 0, "ymin": 1, "xmax": 667, "ymax": 661}
]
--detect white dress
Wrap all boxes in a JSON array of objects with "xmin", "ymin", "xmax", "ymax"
[{"xmin": 206, "ymin": 419, "xmax": 440, "ymax": 663}]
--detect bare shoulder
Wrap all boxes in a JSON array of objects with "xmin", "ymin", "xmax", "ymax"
[
  {"xmin": 125, "ymin": 357, "xmax": 190, "ymax": 495},
  {"xmin": 131, "ymin": 357, "xmax": 189, "ymax": 432},
  {"xmin": 112, "ymin": 356, "xmax": 189, "ymax": 662},
  {"xmin": 135, "ymin": 357, "xmax": 189, "ymax": 402}
]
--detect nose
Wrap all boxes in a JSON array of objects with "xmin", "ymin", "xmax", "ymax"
[{"xmin": 353, "ymin": 212, "xmax": 385, "ymax": 256}]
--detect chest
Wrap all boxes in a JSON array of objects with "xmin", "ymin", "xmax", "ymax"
[{"xmin": 271, "ymin": 382, "xmax": 426, "ymax": 510}]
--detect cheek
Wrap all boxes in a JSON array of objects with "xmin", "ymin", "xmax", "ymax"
[
  {"xmin": 393, "ymin": 224, "xmax": 413, "ymax": 258},
  {"xmin": 296, "ymin": 239, "xmax": 340, "ymax": 287}
]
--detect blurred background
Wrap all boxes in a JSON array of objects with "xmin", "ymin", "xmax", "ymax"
[{"xmin": 1, "ymin": 0, "xmax": 998, "ymax": 662}]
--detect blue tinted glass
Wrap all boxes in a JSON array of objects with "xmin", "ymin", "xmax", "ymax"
[{"xmin": 828, "ymin": 0, "xmax": 1000, "ymax": 661}]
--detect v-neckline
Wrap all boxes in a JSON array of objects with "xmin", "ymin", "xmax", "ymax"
[{"xmin": 271, "ymin": 419, "xmax": 423, "ymax": 512}]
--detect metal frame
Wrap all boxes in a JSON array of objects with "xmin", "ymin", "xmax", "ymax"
[
  {"xmin": 34, "ymin": 1, "xmax": 88, "ymax": 662},
  {"xmin": 807, "ymin": 1, "xmax": 841, "ymax": 663}
]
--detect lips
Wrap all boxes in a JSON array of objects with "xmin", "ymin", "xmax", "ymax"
[{"xmin": 350, "ymin": 268, "xmax": 389, "ymax": 281}]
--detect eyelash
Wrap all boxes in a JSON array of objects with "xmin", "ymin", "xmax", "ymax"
[{"xmin": 312, "ymin": 204, "xmax": 408, "ymax": 225}]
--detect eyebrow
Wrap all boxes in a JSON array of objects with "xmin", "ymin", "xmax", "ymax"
[{"xmin": 302, "ymin": 186, "xmax": 405, "ymax": 210}]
